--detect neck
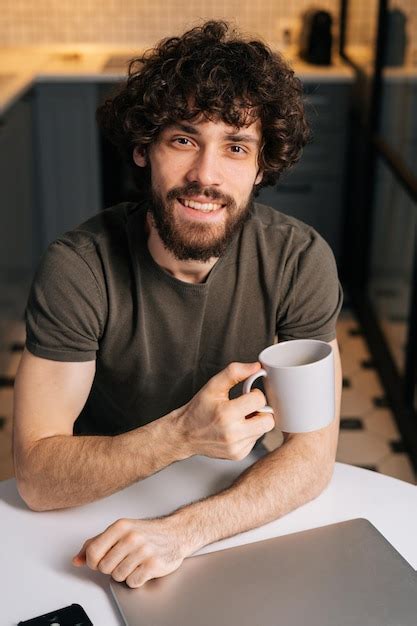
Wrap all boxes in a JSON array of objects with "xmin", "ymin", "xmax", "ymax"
[{"xmin": 145, "ymin": 213, "xmax": 219, "ymax": 284}]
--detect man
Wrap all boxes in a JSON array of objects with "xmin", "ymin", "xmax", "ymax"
[{"xmin": 13, "ymin": 21, "xmax": 342, "ymax": 588}]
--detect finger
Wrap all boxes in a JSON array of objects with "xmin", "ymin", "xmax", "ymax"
[
  {"xmin": 72, "ymin": 537, "xmax": 94, "ymax": 566},
  {"xmin": 97, "ymin": 542, "xmax": 135, "ymax": 576},
  {"xmin": 242, "ymin": 412, "xmax": 275, "ymax": 439},
  {"xmin": 110, "ymin": 549, "xmax": 149, "ymax": 582},
  {"xmin": 99, "ymin": 538, "xmax": 151, "ymax": 576},
  {"xmin": 125, "ymin": 557, "xmax": 177, "ymax": 589},
  {"xmin": 72, "ymin": 554, "xmax": 85, "ymax": 567},
  {"xmin": 125, "ymin": 563, "xmax": 150, "ymax": 588},
  {"xmin": 79, "ymin": 524, "xmax": 126, "ymax": 570},
  {"xmin": 206, "ymin": 362, "xmax": 261, "ymax": 393},
  {"xmin": 228, "ymin": 388, "xmax": 268, "ymax": 417}
]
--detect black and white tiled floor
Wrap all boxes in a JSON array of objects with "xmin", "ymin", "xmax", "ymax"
[
  {"xmin": 0, "ymin": 296, "xmax": 416, "ymax": 484},
  {"xmin": 264, "ymin": 306, "xmax": 416, "ymax": 484},
  {"xmin": 336, "ymin": 307, "xmax": 415, "ymax": 482}
]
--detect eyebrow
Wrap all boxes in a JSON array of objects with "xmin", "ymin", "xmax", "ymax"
[
  {"xmin": 171, "ymin": 123, "xmax": 260, "ymax": 145},
  {"xmin": 226, "ymin": 133, "xmax": 259, "ymax": 145}
]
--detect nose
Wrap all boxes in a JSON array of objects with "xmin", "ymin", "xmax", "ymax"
[{"xmin": 185, "ymin": 147, "xmax": 224, "ymax": 187}]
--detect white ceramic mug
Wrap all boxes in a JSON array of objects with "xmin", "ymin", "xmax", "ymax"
[{"xmin": 243, "ymin": 339, "xmax": 335, "ymax": 433}]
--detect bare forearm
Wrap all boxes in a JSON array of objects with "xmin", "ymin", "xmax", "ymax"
[
  {"xmin": 16, "ymin": 411, "xmax": 188, "ymax": 511},
  {"xmin": 169, "ymin": 437, "xmax": 335, "ymax": 554},
  {"xmin": 171, "ymin": 341, "xmax": 342, "ymax": 554},
  {"xmin": 70, "ymin": 350, "xmax": 342, "ymax": 588}
]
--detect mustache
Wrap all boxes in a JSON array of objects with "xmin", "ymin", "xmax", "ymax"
[{"xmin": 166, "ymin": 182, "xmax": 235, "ymax": 207}]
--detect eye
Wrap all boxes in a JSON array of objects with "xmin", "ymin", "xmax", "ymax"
[
  {"xmin": 230, "ymin": 145, "xmax": 247, "ymax": 155},
  {"xmin": 173, "ymin": 137, "xmax": 193, "ymax": 146}
]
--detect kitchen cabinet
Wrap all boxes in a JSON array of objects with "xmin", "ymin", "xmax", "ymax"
[
  {"xmin": 0, "ymin": 95, "xmax": 35, "ymax": 274},
  {"xmin": 33, "ymin": 83, "xmax": 102, "ymax": 250},
  {"xmin": 257, "ymin": 81, "xmax": 351, "ymax": 264}
]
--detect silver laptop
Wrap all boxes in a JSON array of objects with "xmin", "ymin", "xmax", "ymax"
[{"xmin": 110, "ymin": 518, "xmax": 417, "ymax": 626}]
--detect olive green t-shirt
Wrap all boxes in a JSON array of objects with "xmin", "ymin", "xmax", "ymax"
[{"xmin": 25, "ymin": 201, "xmax": 343, "ymax": 436}]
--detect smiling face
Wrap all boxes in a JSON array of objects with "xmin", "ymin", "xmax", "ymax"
[{"xmin": 133, "ymin": 115, "xmax": 263, "ymax": 261}]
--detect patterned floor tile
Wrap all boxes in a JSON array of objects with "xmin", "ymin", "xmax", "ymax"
[
  {"xmin": 0, "ymin": 319, "xmax": 26, "ymax": 349},
  {"xmin": 349, "ymin": 367, "xmax": 385, "ymax": 402},
  {"xmin": 372, "ymin": 396, "xmax": 390, "ymax": 409},
  {"xmin": 10, "ymin": 342, "xmax": 25, "ymax": 352},
  {"xmin": 348, "ymin": 327, "xmax": 365, "ymax": 337},
  {"xmin": 364, "ymin": 408, "xmax": 401, "ymax": 440},
  {"xmin": 378, "ymin": 454, "xmax": 416, "ymax": 484},
  {"xmin": 339, "ymin": 339, "xmax": 372, "ymax": 377},
  {"xmin": 0, "ymin": 376, "xmax": 15, "ymax": 388},
  {"xmin": 390, "ymin": 440, "xmax": 408, "ymax": 454},
  {"xmin": 0, "ymin": 352, "xmax": 11, "ymax": 375},
  {"xmin": 336, "ymin": 327, "xmax": 351, "ymax": 345},
  {"xmin": 357, "ymin": 464, "xmax": 378, "ymax": 472},
  {"xmin": 341, "ymin": 383, "xmax": 375, "ymax": 417},
  {"xmin": 336, "ymin": 431, "xmax": 391, "ymax": 466},
  {"xmin": 0, "ymin": 429, "xmax": 14, "ymax": 480},
  {"xmin": 0, "ymin": 388, "xmax": 14, "ymax": 430},
  {"xmin": 1, "ymin": 352, "xmax": 22, "ymax": 379},
  {"xmin": 340, "ymin": 417, "xmax": 364, "ymax": 430},
  {"xmin": 361, "ymin": 358, "xmax": 376, "ymax": 369},
  {"xmin": 380, "ymin": 319, "xmax": 408, "ymax": 375},
  {"xmin": 338, "ymin": 317, "xmax": 365, "ymax": 335}
]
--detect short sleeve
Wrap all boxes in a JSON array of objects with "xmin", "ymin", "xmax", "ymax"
[
  {"xmin": 25, "ymin": 240, "xmax": 106, "ymax": 361},
  {"xmin": 277, "ymin": 230, "xmax": 343, "ymax": 342}
]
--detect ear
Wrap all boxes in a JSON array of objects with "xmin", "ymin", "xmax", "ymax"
[
  {"xmin": 255, "ymin": 169, "xmax": 263, "ymax": 186},
  {"xmin": 133, "ymin": 146, "xmax": 147, "ymax": 168}
]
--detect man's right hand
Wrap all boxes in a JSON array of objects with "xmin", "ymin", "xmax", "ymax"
[
  {"xmin": 13, "ymin": 353, "xmax": 273, "ymax": 511},
  {"xmin": 174, "ymin": 362, "xmax": 275, "ymax": 461}
]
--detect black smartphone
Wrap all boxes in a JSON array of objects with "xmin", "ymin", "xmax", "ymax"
[{"xmin": 18, "ymin": 603, "xmax": 93, "ymax": 625}]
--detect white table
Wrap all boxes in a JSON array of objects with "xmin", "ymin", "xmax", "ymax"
[{"xmin": 1, "ymin": 455, "xmax": 416, "ymax": 625}]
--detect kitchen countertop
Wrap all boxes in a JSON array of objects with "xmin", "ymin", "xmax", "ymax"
[
  {"xmin": 345, "ymin": 44, "xmax": 417, "ymax": 82},
  {"xmin": 0, "ymin": 43, "xmax": 355, "ymax": 117}
]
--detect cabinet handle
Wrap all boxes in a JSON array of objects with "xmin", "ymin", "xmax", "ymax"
[{"xmin": 276, "ymin": 183, "xmax": 313, "ymax": 193}]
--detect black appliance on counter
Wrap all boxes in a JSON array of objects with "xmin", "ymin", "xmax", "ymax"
[{"xmin": 299, "ymin": 9, "xmax": 333, "ymax": 65}]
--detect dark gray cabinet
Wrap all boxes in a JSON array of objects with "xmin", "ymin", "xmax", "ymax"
[
  {"xmin": 33, "ymin": 83, "xmax": 102, "ymax": 250},
  {"xmin": 0, "ymin": 96, "xmax": 35, "ymax": 274},
  {"xmin": 257, "ymin": 82, "xmax": 352, "ymax": 264}
]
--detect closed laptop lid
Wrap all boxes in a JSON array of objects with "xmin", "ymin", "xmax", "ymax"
[{"xmin": 110, "ymin": 518, "xmax": 417, "ymax": 626}]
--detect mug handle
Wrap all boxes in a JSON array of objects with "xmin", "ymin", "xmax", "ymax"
[{"xmin": 242, "ymin": 369, "xmax": 274, "ymax": 414}]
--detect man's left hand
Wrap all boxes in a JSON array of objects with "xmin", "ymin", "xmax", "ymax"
[{"xmin": 72, "ymin": 517, "xmax": 189, "ymax": 588}]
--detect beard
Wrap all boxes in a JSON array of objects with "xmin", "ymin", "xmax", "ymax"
[{"xmin": 148, "ymin": 181, "xmax": 255, "ymax": 262}]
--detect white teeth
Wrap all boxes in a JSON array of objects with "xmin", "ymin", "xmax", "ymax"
[{"xmin": 182, "ymin": 199, "xmax": 222, "ymax": 212}]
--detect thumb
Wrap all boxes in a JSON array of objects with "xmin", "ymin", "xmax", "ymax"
[
  {"xmin": 71, "ymin": 553, "xmax": 86, "ymax": 567},
  {"xmin": 209, "ymin": 362, "xmax": 261, "ymax": 392},
  {"xmin": 72, "ymin": 553, "xmax": 85, "ymax": 567},
  {"xmin": 72, "ymin": 543, "xmax": 88, "ymax": 567}
]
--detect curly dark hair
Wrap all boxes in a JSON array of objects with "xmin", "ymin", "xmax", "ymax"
[{"xmin": 97, "ymin": 20, "xmax": 310, "ymax": 194}]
